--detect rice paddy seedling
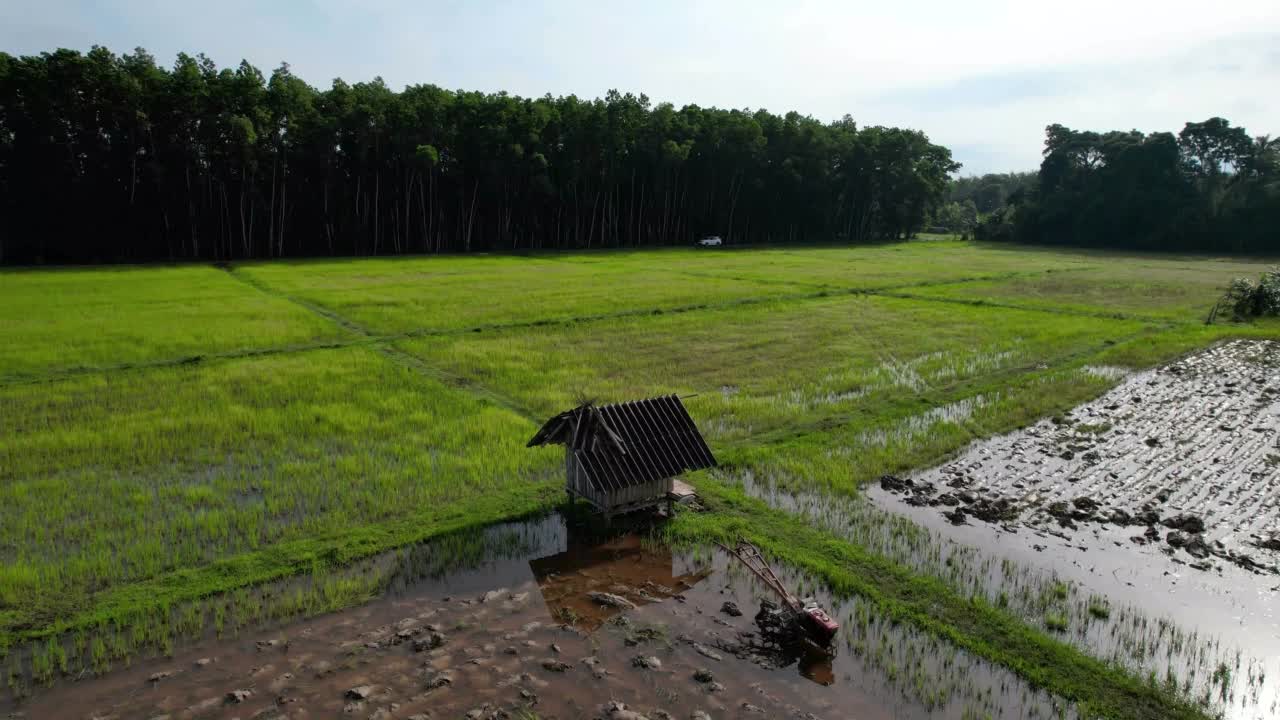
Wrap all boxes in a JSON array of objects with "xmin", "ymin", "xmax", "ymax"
[
  {"xmin": 1046, "ymin": 613, "xmax": 1070, "ymax": 633},
  {"xmin": 1088, "ymin": 598, "xmax": 1112, "ymax": 621}
]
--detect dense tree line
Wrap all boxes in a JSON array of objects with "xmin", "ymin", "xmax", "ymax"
[
  {"xmin": 0, "ymin": 47, "xmax": 959, "ymax": 265},
  {"xmin": 947, "ymin": 172, "xmax": 1036, "ymax": 215},
  {"xmin": 925, "ymin": 173, "xmax": 1037, "ymax": 236},
  {"xmin": 978, "ymin": 118, "xmax": 1280, "ymax": 253}
]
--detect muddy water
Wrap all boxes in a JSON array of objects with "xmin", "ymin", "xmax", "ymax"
[
  {"xmin": 866, "ymin": 339, "xmax": 1280, "ymax": 719},
  {"xmin": 8, "ymin": 514, "xmax": 1069, "ymax": 720}
]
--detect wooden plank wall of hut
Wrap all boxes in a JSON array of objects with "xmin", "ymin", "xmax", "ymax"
[
  {"xmin": 567, "ymin": 451, "xmax": 604, "ymax": 508},
  {"xmin": 600, "ymin": 477, "xmax": 673, "ymax": 511},
  {"xmin": 566, "ymin": 449, "xmax": 674, "ymax": 513}
]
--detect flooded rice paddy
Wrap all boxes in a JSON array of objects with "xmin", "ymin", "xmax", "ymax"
[
  {"xmin": 6, "ymin": 514, "xmax": 1069, "ymax": 720},
  {"xmin": 889, "ymin": 339, "xmax": 1279, "ymax": 569},
  {"xmin": 859, "ymin": 339, "xmax": 1280, "ymax": 719}
]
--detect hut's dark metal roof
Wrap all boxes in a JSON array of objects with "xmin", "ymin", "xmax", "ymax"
[{"xmin": 527, "ymin": 395, "xmax": 717, "ymax": 492}]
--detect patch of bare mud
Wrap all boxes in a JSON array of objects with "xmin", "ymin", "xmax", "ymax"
[
  {"xmin": 881, "ymin": 339, "xmax": 1280, "ymax": 573},
  {"xmin": 6, "ymin": 515, "xmax": 1070, "ymax": 720},
  {"xmin": 867, "ymin": 339, "xmax": 1280, "ymax": 718}
]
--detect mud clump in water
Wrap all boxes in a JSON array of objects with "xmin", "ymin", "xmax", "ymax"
[
  {"xmin": 968, "ymin": 496, "xmax": 1020, "ymax": 523},
  {"xmin": 225, "ymin": 688, "xmax": 252, "ymax": 703},
  {"xmin": 882, "ymin": 476, "xmax": 1021, "ymax": 524},
  {"xmin": 879, "ymin": 474, "xmax": 912, "ymax": 493},
  {"xmin": 589, "ymin": 591, "xmax": 637, "ymax": 610},
  {"xmin": 1162, "ymin": 514, "xmax": 1206, "ymax": 534},
  {"xmin": 630, "ymin": 655, "xmax": 662, "ymax": 670}
]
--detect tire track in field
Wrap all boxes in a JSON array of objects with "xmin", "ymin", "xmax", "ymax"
[
  {"xmin": 869, "ymin": 287, "xmax": 1189, "ymax": 325},
  {"xmin": 218, "ymin": 264, "xmax": 544, "ymax": 424},
  {"xmin": 534, "ymin": 246, "xmax": 1103, "ymax": 295},
  {"xmin": 371, "ymin": 343, "xmax": 542, "ymax": 424},
  {"xmin": 652, "ymin": 262, "xmax": 1184, "ymax": 329},
  {"xmin": 0, "ymin": 338, "xmax": 380, "ymax": 388},
  {"xmin": 222, "ymin": 265, "xmax": 376, "ymax": 336}
]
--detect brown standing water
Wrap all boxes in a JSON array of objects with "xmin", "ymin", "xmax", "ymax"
[{"xmin": 6, "ymin": 515, "xmax": 1070, "ymax": 720}]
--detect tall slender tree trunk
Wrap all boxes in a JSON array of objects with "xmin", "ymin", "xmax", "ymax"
[
  {"xmin": 586, "ymin": 189, "xmax": 600, "ymax": 248},
  {"xmin": 248, "ymin": 175, "xmax": 257, "ymax": 258},
  {"xmin": 130, "ymin": 152, "xmax": 138, "ymax": 206},
  {"xmin": 220, "ymin": 183, "xmax": 230, "ymax": 262},
  {"xmin": 324, "ymin": 180, "xmax": 333, "ymax": 254},
  {"xmin": 268, "ymin": 157, "xmax": 278, "ymax": 257},
  {"xmin": 465, "ymin": 179, "xmax": 479, "ymax": 252},
  {"xmin": 628, "ymin": 169, "xmax": 636, "ymax": 247},
  {"xmin": 186, "ymin": 165, "xmax": 198, "ymax": 258},
  {"xmin": 636, "ymin": 180, "xmax": 645, "ymax": 246},
  {"xmin": 374, "ymin": 171, "xmax": 381, "ymax": 255},
  {"xmin": 278, "ymin": 167, "xmax": 287, "ymax": 257},
  {"xmin": 239, "ymin": 184, "xmax": 248, "ymax": 259},
  {"xmin": 726, "ymin": 173, "xmax": 741, "ymax": 243},
  {"xmin": 404, "ymin": 167, "xmax": 412, "ymax": 254},
  {"xmin": 417, "ymin": 172, "xmax": 428, "ymax": 252}
]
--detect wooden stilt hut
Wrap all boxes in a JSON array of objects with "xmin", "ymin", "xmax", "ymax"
[{"xmin": 526, "ymin": 395, "xmax": 717, "ymax": 518}]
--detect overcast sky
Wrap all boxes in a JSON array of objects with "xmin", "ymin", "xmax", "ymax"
[{"xmin": 4, "ymin": 1, "xmax": 1279, "ymax": 175}]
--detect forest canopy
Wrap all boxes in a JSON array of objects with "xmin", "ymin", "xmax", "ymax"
[
  {"xmin": 978, "ymin": 118, "xmax": 1280, "ymax": 254},
  {"xmin": 0, "ymin": 46, "xmax": 960, "ymax": 264}
]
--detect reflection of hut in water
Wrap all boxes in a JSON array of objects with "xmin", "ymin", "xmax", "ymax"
[
  {"xmin": 527, "ymin": 395, "xmax": 716, "ymax": 518},
  {"xmin": 529, "ymin": 533, "xmax": 710, "ymax": 632}
]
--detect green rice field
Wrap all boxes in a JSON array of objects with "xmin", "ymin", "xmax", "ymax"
[{"xmin": 2, "ymin": 238, "xmax": 1277, "ymax": 717}]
